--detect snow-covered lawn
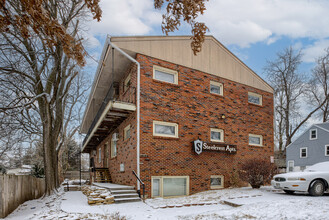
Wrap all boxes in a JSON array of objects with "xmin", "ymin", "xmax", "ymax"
[{"xmin": 3, "ymin": 186, "xmax": 329, "ymax": 219}]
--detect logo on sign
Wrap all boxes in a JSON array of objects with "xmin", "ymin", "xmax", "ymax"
[{"xmin": 193, "ymin": 139, "xmax": 203, "ymax": 155}]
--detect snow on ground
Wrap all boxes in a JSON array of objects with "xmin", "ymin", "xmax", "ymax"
[{"xmin": 2, "ymin": 186, "xmax": 329, "ymax": 220}]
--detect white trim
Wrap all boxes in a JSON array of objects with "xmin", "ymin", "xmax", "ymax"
[
  {"xmin": 248, "ymin": 92, "xmax": 262, "ymax": 106},
  {"xmin": 210, "ymin": 128, "xmax": 224, "ymax": 142},
  {"xmin": 210, "ymin": 175, "xmax": 224, "ymax": 189},
  {"xmin": 300, "ymin": 147, "xmax": 307, "ymax": 158},
  {"xmin": 309, "ymin": 129, "xmax": 317, "ymax": 140},
  {"xmin": 325, "ymin": 145, "xmax": 329, "ymax": 156},
  {"xmin": 248, "ymin": 134, "xmax": 263, "ymax": 146},
  {"xmin": 124, "ymin": 125, "xmax": 131, "ymax": 140},
  {"xmin": 151, "ymin": 176, "xmax": 189, "ymax": 198},
  {"xmin": 153, "ymin": 121, "xmax": 178, "ymax": 138},
  {"xmin": 287, "ymin": 160, "xmax": 294, "ymax": 172},
  {"xmin": 153, "ymin": 65, "xmax": 178, "ymax": 84},
  {"xmin": 210, "ymin": 81, "xmax": 224, "ymax": 96}
]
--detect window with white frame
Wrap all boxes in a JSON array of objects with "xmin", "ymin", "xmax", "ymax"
[
  {"xmin": 310, "ymin": 129, "xmax": 317, "ymax": 140},
  {"xmin": 210, "ymin": 175, "xmax": 224, "ymax": 189},
  {"xmin": 210, "ymin": 81, "xmax": 223, "ymax": 96},
  {"xmin": 325, "ymin": 145, "xmax": 329, "ymax": 156},
  {"xmin": 124, "ymin": 74, "xmax": 131, "ymax": 92},
  {"xmin": 248, "ymin": 92, "xmax": 262, "ymax": 105},
  {"xmin": 210, "ymin": 128, "xmax": 224, "ymax": 142},
  {"xmin": 288, "ymin": 160, "xmax": 294, "ymax": 172},
  {"xmin": 153, "ymin": 121, "xmax": 178, "ymax": 138},
  {"xmin": 98, "ymin": 147, "xmax": 102, "ymax": 163},
  {"xmin": 151, "ymin": 176, "xmax": 189, "ymax": 197},
  {"xmin": 124, "ymin": 125, "xmax": 131, "ymax": 140},
  {"xmin": 153, "ymin": 65, "xmax": 178, "ymax": 84},
  {"xmin": 249, "ymin": 134, "xmax": 263, "ymax": 146},
  {"xmin": 300, "ymin": 147, "xmax": 307, "ymax": 158},
  {"xmin": 111, "ymin": 133, "xmax": 118, "ymax": 158}
]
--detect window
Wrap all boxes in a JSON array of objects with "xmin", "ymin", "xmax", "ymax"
[
  {"xmin": 151, "ymin": 176, "xmax": 189, "ymax": 197},
  {"xmin": 210, "ymin": 175, "xmax": 224, "ymax": 189},
  {"xmin": 124, "ymin": 125, "xmax": 131, "ymax": 140},
  {"xmin": 153, "ymin": 121, "xmax": 178, "ymax": 138},
  {"xmin": 98, "ymin": 147, "xmax": 102, "ymax": 163},
  {"xmin": 310, "ymin": 129, "xmax": 317, "ymax": 140},
  {"xmin": 325, "ymin": 145, "xmax": 329, "ymax": 156},
  {"xmin": 210, "ymin": 81, "xmax": 223, "ymax": 96},
  {"xmin": 210, "ymin": 128, "xmax": 224, "ymax": 142},
  {"xmin": 124, "ymin": 74, "xmax": 131, "ymax": 92},
  {"xmin": 153, "ymin": 65, "xmax": 178, "ymax": 84},
  {"xmin": 300, "ymin": 147, "xmax": 307, "ymax": 158},
  {"xmin": 249, "ymin": 134, "xmax": 263, "ymax": 146},
  {"xmin": 111, "ymin": 133, "xmax": 118, "ymax": 158},
  {"xmin": 248, "ymin": 92, "xmax": 262, "ymax": 105},
  {"xmin": 288, "ymin": 160, "xmax": 294, "ymax": 172}
]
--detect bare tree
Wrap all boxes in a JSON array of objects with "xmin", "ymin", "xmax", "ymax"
[
  {"xmin": 307, "ymin": 48, "xmax": 329, "ymax": 122},
  {"xmin": 265, "ymin": 47, "xmax": 329, "ymax": 154},
  {"xmin": 0, "ymin": 1, "xmax": 94, "ymax": 194}
]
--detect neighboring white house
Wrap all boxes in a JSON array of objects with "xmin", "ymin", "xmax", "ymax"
[{"xmin": 286, "ymin": 122, "xmax": 329, "ymax": 172}]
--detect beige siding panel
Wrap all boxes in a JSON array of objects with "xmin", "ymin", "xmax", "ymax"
[{"xmin": 111, "ymin": 36, "xmax": 273, "ymax": 93}]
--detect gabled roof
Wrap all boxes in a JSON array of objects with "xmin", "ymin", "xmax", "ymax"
[{"xmin": 286, "ymin": 121, "xmax": 329, "ymax": 148}]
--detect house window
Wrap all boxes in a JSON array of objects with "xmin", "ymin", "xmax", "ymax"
[
  {"xmin": 300, "ymin": 147, "xmax": 307, "ymax": 158},
  {"xmin": 248, "ymin": 92, "xmax": 262, "ymax": 105},
  {"xmin": 210, "ymin": 128, "xmax": 224, "ymax": 142},
  {"xmin": 153, "ymin": 121, "xmax": 178, "ymax": 138},
  {"xmin": 153, "ymin": 65, "xmax": 178, "ymax": 84},
  {"xmin": 210, "ymin": 175, "xmax": 224, "ymax": 189},
  {"xmin": 111, "ymin": 133, "xmax": 118, "ymax": 158},
  {"xmin": 98, "ymin": 147, "xmax": 102, "ymax": 163},
  {"xmin": 249, "ymin": 134, "xmax": 263, "ymax": 146},
  {"xmin": 310, "ymin": 129, "xmax": 317, "ymax": 140},
  {"xmin": 325, "ymin": 145, "xmax": 329, "ymax": 156},
  {"xmin": 210, "ymin": 81, "xmax": 223, "ymax": 96},
  {"xmin": 124, "ymin": 74, "xmax": 131, "ymax": 92},
  {"xmin": 124, "ymin": 125, "xmax": 131, "ymax": 140},
  {"xmin": 288, "ymin": 160, "xmax": 294, "ymax": 172},
  {"xmin": 151, "ymin": 176, "xmax": 189, "ymax": 197}
]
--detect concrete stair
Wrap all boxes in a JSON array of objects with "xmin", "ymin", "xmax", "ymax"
[{"xmin": 92, "ymin": 183, "xmax": 141, "ymax": 203}]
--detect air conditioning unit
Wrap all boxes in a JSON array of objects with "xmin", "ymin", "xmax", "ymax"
[{"xmin": 112, "ymin": 133, "xmax": 119, "ymax": 141}]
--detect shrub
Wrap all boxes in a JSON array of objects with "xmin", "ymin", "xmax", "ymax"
[
  {"xmin": 239, "ymin": 158, "xmax": 277, "ymax": 188},
  {"xmin": 31, "ymin": 163, "xmax": 45, "ymax": 178},
  {"xmin": 0, "ymin": 165, "xmax": 6, "ymax": 174}
]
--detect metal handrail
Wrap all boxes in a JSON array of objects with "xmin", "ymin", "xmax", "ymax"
[{"xmin": 132, "ymin": 170, "xmax": 145, "ymax": 202}]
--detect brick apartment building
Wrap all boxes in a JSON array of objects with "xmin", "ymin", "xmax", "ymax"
[{"xmin": 81, "ymin": 35, "xmax": 274, "ymax": 198}]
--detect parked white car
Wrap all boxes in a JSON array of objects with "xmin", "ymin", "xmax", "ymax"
[{"xmin": 271, "ymin": 161, "xmax": 329, "ymax": 196}]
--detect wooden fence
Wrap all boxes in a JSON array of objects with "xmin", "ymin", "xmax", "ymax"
[{"xmin": 0, "ymin": 174, "xmax": 45, "ymax": 218}]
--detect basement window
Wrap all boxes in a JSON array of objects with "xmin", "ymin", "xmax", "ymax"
[
  {"xmin": 210, "ymin": 81, "xmax": 223, "ymax": 96},
  {"xmin": 325, "ymin": 145, "xmax": 329, "ymax": 156},
  {"xmin": 249, "ymin": 134, "xmax": 263, "ymax": 146},
  {"xmin": 248, "ymin": 92, "xmax": 262, "ymax": 106},
  {"xmin": 210, "ymin": 128, "xmax": 224, "ymax": 142},
  {"xmin": 151, "ymin": 176, "xmax": 189, "ymax": 197},
  {"xmin": 210, "ymin": 175, "xmax": 224, "ymax": 189},
  {"xmin": 153, "ymin": 121, "xmax": 178, "ymax": 138},
  {"xmin": 153, "ymin": 65, "xmax": 178, "ymax": 84}
]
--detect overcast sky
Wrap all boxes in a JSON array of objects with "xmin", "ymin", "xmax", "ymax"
[{"xmin": 84, "ymin": 0, "xmax": 329, "ymax": 80}]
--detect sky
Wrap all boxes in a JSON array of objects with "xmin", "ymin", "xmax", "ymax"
[{"xmin": 83, "ymin": 0, "xmax": 329, "ymax": 80}]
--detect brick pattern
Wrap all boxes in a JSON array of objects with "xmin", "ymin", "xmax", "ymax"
[
  {"xmin": 136, "ymin": 54, "xmax": 274, "ymax": 197},
  {"xmin": 90, "ymin": 53, "xmax": 274, "ymax": 198}
]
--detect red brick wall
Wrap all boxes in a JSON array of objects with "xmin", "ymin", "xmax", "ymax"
[{"xmin": 136, "ymin": 53, "xmax": 274, "ymax": 197}]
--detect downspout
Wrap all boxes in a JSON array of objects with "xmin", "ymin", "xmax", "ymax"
[{"xmin": 107, "ymin": 35, "xmax": 141, "ymax": 191}]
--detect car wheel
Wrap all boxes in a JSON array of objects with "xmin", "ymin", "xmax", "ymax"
[
  {"xmin": 283, "ymin": 190, "xmax": 295, "ymax": 195},
  {"xmin": 309, "ymin": 180, "xmax": 325, "ymax": 196}
]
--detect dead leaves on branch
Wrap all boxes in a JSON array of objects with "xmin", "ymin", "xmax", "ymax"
[
  {"xmin": 0, "ymin": 0, "xmax": 102, "ymax": 66},
  {"xmin": 155, "ymin": 0, "xmax": 209, "ymax": 55}
]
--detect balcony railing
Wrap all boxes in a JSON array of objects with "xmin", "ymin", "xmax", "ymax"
[{"xmin": 83, "ymin": 82, "xmax": 136, "ymax": 148}]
